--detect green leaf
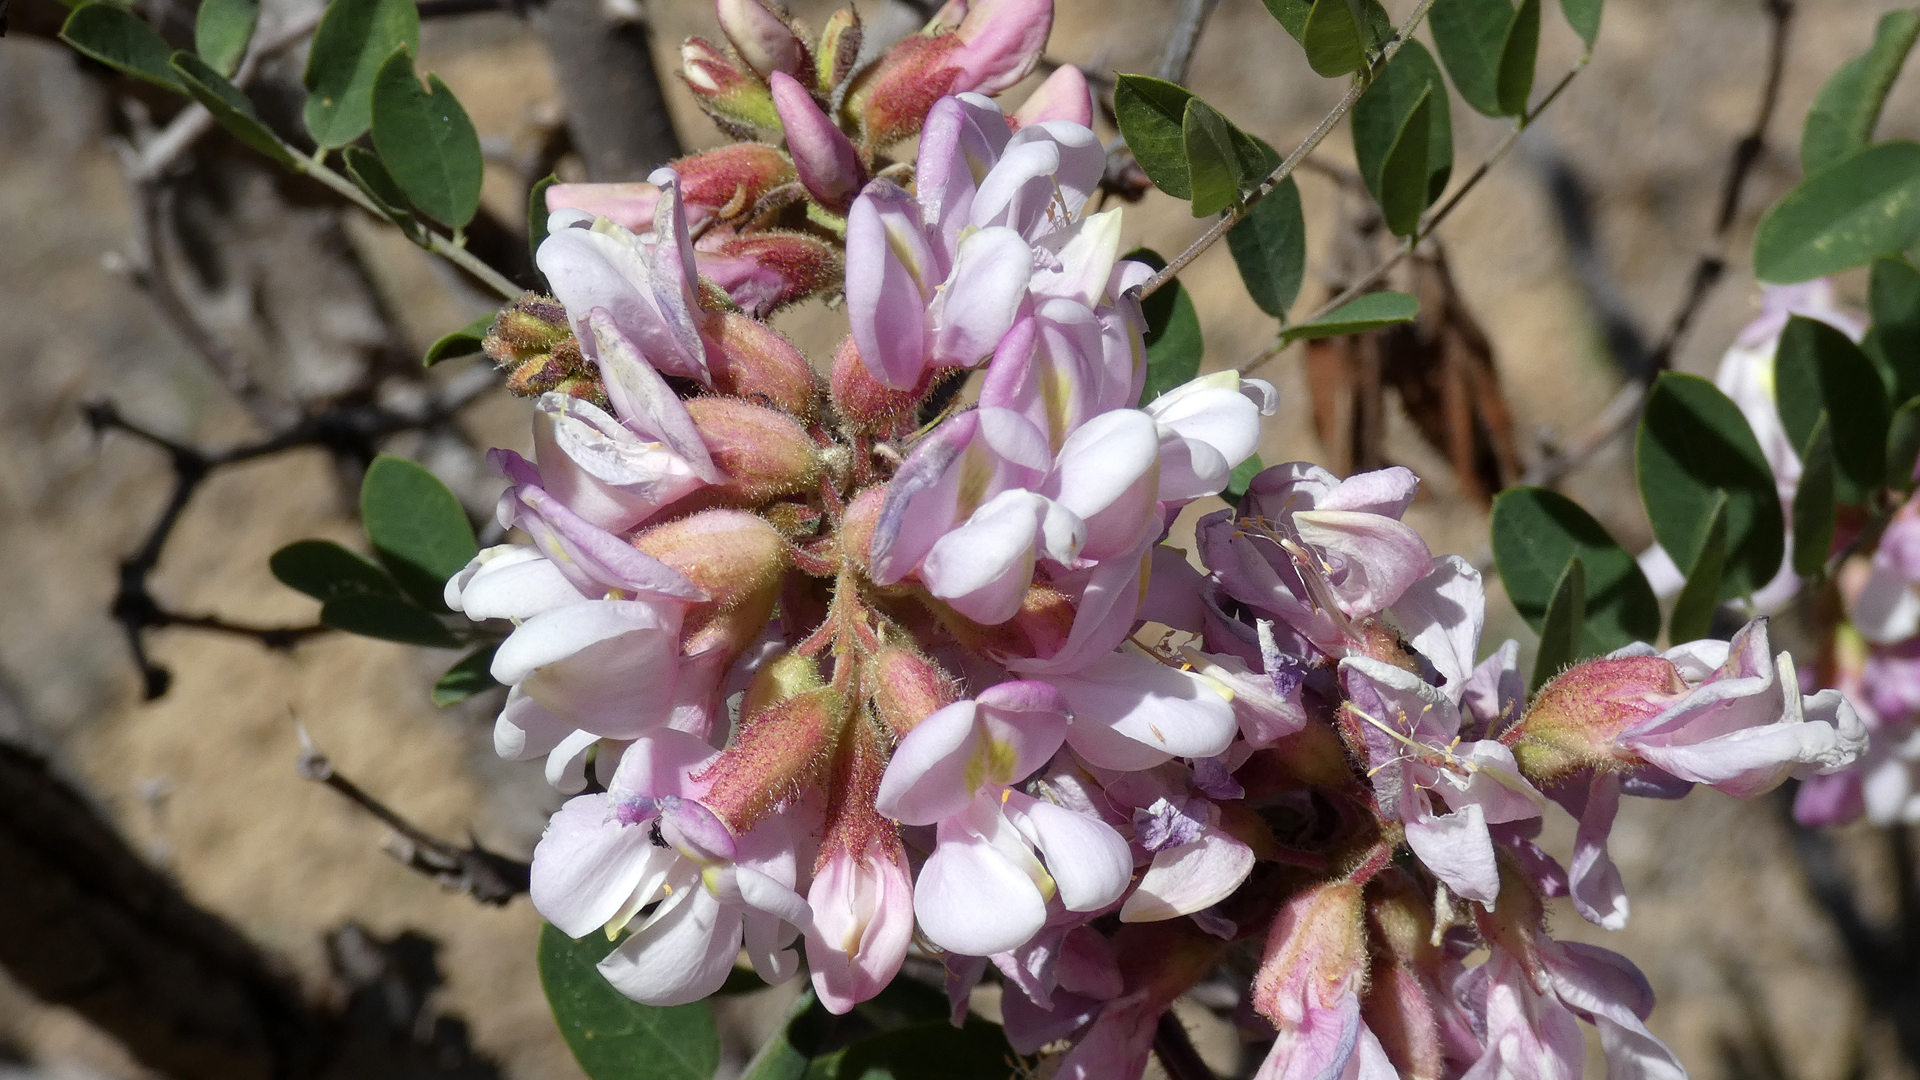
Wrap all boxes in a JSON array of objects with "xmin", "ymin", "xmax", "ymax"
[
  {"xmin": 1668, "ymin": 491, "xmax": 1728, "ymax": 644},
  {"xmin": 1374, "ymin": 87, "xmax": 1434, "ymax": 237},
  {"xmin": 803, "ymin": 1020, "xmax": 1014, "ymax": 1080},
  {"xmin": 1183, "ymin": 98, "xmax": 1241, "ymax": 218},
  {"xmin": 1262, "ymin": 0, "xmax": 1312, "ymax": 39},
  {"xmin": 1491, "ymin": 487, "xmax": 1659, "ymax": 656},
  {"xmin": 1753, "ymin": 141, "xmax": 1920, "ymax": 283},
  {"xmin": 1792, "ymin": 413, "xmax": 1837, "ymax": 579},
  {"xmin": 1559, "ymin": 0, "xmax": 1602, "ymax": 48},
  {"xmin": 1429, "ymin": 0, "xmax": 1514, "ymax": 117},
  {"xmin": 1801, "ymin": 9, "xmax": 1920, "ymax": 177},
  {"xmin": 1301, "ymin": 0, "xmax": 1367, "ymax": 77},
  {"xmin": 1226, "ymin": 177, "xmax": 1306, "ymax": 318},
  {"xmin": 529, "ymin": 173, "xmax": 559, "ymax": 272},
  {"xmin": 1353, "ymin": 39, "xmax": 1453, "ymax": 212},
  {"xmin": 59, "ymin": 4, "xmax": 181, "ymax": 90},
  {"xmin": 270, "ymin": 539, "xmax": 400, "ymax": 602},
  {"xmin": 1773, "ymin": 314, "xmax": 1891, "ymax": 503},
  {"xmin": 360, "ymin": 454, "xmax": 477, "ymax": 610},
  {"xmin": 1635, "ymin": 372, "xmax": 1783, "ymax": 600},
  {"xmin": 538, "ymin": 924, "xmax": 720, "ymax": 1080},
  {"xmin": 1528, "ymin": 555, "xmax": 1586, "ymax": 695},
  {"xmin": 1114, "ymin": 75, "xmax": 1195, "ymax": 200},
  {"xmin": 1496, "ymin": 0, "xmax": 1541, "ymax": 117},
  {"xmin": 194, "ymin": 0, "xmax": 258, "ymax": 77},
  {"xmin": 1227, "ymin": 454, "xmax": 1265, "ymax": 503},
  {"xmin": 370, "ymin": 49, "xmax": 485, "ymax": 229},
  {"xmin": 169, "ymin": 52, "xmax": 299, "ymax": 168},
  {"xmin": 1888, "ymin": 395, "xmax": 1920, "ymax": 494},
  {"xmin": 1866, "ymin": 256, "xmax": 1920, "ymax": 403},
  {"xmin": 302, "ymin": 0, "xmax": 420, "ymax": 148},
  {"xmin": 320, "ymin": 593, "xmax": 458, "ymax": 647},
  {"xmin": 342, "ymin": 146, "xmax": 420, "ymax": 237},
  {"xmin": 432, "ymin": 644, "xmax": 500, "ymax": 705},
  {"xmin": 425, "ymin": 311, "xmax": 495, "ymax": 366},
  {"xmin": 1280, "ymin": 290, "xmax": 1419, "ymax": 344}
]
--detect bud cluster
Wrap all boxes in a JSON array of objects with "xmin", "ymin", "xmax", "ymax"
[{"xmin": 451, "ymin": 6, "xmax": 1869, "ymax": 1077}]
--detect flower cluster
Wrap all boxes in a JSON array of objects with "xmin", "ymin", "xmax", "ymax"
[{"xmin": 458, "ymin": 5, "xmax": 1867, "ymax": 1075}]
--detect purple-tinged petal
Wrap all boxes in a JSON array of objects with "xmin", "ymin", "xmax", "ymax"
[
  {"xmin": 927, "ymin": 226, "xmax": 1033, "ymax": 369},
  {"xmin": 1404, "ymin": 803, "xmax": 1499, "ymax": 904},
  {"xmin": 1119, "ymin": 827, "xmax": 1254, "ymax": 922},
  {"xmin": 530, "ymin": 794, "xmax": 671, "ymax": 936},
  {"xmin": 845, "ymin": 180, "xmax": 936, "ymax": 388},
  {"xmin": 915, "ymin": 814, "xmax": 1049, "ymax": 955}
]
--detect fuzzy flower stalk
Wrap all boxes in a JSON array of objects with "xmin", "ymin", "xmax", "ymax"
[{"xmin": 447, "ymin": 6, "xmax": 1868, "ymax": 1075}]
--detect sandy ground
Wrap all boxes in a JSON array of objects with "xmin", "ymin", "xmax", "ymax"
[{"xmin": 2, "ymin": 0, "xmax": 1918, "ymax": 1077}]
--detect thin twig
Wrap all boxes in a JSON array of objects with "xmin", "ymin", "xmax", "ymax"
[
  {"xmin": 1134, "ymin": 0, "xmax": 1442, "ymax": 301},
  {"xmin": 1155, "ymin": 0, "xmax": 1223, "ymax": 86},
  {"xmin": 297, "ymin": 726, "xmax": 530, "ymax": 905},
  {"xmin": 1237, "ymin": 58, "xmax": 1590, "ymax": 376},
  {"xmin": 297, "ymin": 154, "xmax": 524, "ymax": 300}
]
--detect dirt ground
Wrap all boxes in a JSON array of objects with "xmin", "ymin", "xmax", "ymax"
[{"xmin": 2, "ymin": 0, "xmax": 1917, "ymax": 1077}]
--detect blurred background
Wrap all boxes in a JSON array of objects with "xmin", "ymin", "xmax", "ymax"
[{"xmin": 1, "ymin": 0, "xmax": 1917, "ymax": 1076}]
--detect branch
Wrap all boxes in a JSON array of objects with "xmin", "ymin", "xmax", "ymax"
[
  {"xmin": 531, "ymin": 0, "xmax": 682, "ymax": 181},
  {"xmin": 1135, "ymin": 0, "xmax": 1442, "ymax": 301},
  {"xmin": 1155, "ymin": 0, "xmax": 1223, "ymax": 86},
  {"xmin": 297, "ymin": 727, "xmax": 530, "ymax": 905}
]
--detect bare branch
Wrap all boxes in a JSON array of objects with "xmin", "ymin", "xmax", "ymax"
[{"xmin": 1155, "ymin": 0, "xmax": 1223, "ymax": 86}]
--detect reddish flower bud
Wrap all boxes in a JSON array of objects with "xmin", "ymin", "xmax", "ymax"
[
  {"xmin": 814, "ymin": 8, "xmax": 862, "ymax": 95},
  {"xmin": 846, "ymin": 0, "xmax": 1051, "ymax": 148},
  {"xmin": 676, "ymin": 142, "xmax": 796, "ymax": 220},
  {"xmin": 1252, "ymin": 880, "xmax": 1367, "ymax": 1029},
  {"xmin": 716, "ymin": 0, "xmax": 810, "ymax": 81},
  {"xmin": 742, "ymin": 649, "xmax": 825, "ymax": 719},
  {"xmin": 682, "ymin": 36, "xmax": 781, "ymax": 134},
  {"xmin": 1363, "ymin": 871, "xmax": 1447, "ymax": 1080},
  {"xmin": 830, "ymin": 335, "xmax": 937, "ymax": 436},
  {"xmin": 700, "ymin": 686, "xmax": 843, "ymax": 830},
  {"xmin": 631, "ymin": 509, "xmax": 788, "ymax": 608},
  {"xmin": 769, "ymin": 71, "xmax": 865, "ymax": 213},
  {"xmin": 684, "ymin": 396, "xmax": 822, "ymax": 504},
  {"xmin": 700, "ymin": 228, "xmax": 843, "ymax": 317},
  {"xmin": 839, "ymin": 486, "xmax": 886, "ymax": 571},
  {"xmin": 483, "ymin": 294, "xmax": 605, "ymax": 407},
  {"xmin": 1009, "ymin": 62, "xmax": 1092, "ymax": 129},
  {"xmin": 703, "ymin": 312, "xmax": 820, "ymax": 417},
  {"xmin": 1512, "ymin": 655, "xmax": 1688, "ymax": 782},
  {"xmin": 867, "ymin": 645, "xmax": 960, "ymax": 736}
]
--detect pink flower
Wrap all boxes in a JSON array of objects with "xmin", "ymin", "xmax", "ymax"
[
  {"xmin": 804, "ymin": 841, "xmax": 915, "ymax": 1013},
  {"xmin": 1457, "ymin": 938, "xmax": 1683, "ymax": 1080},
  {"xmin": 1010, "ymin": 63, "xmax": 1094, "ymax": 129},
  {"xmin": 768, "ymin": 71, "xmax": 864, "ymax": 213}
]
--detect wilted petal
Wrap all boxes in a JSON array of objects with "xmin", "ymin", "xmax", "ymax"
[
  {"xmin": 1404, "ymin": 801, "xmax": 1499, "ymax": 905},
  {"xmin": 1293, "ymin": 510, "xmax": 1434, "ymax": 619}
]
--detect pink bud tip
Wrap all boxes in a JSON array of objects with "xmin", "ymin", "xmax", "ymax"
[{"xmin": 769, "ymin": 71, "xmax": 865, "ymax": 213}]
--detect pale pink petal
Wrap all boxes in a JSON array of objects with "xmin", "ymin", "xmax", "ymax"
[
  {"xmin": 1118, "ymin": 828, "xmax": 1254, "ymax": 922},
  {"xmin": 597, "ymin": 886, "xmax": 743, "ymax": 1006},
  {"xmin": 1003, "ymin": 791, "xmax": 1132, "ymax": 912}
]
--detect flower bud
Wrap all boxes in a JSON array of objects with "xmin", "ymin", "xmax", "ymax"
[
  {"xmin": 867, "ymin": 645, "xmax": 960, "ymax": 735},
  {"xmin": 839, "ymin": 486, "xmax": 886, "ymax": 571},
  {"xmin": 769, "ymin": 71, "xmax": 866, "ymax": 213},
  {"xmin": 700, "ymin": 229, "xmax": 844, "ymax": 316},
  {"xmin": 847, "ymin": 0, "xmax": 1051, "ymax": 148},
  {"xmin": 703, "ymin": 312, "xmax": 820, "ymax": 417},
  {"xmin": 682, "ymin": 36, "xmax": 781, "ymax": 134},
  {"xmin": 542, "ymin": 182, "xmax": 661, "ymax": 234},
  {"xmin": 716, "ymin": 0, "xmax": 810, "ymax": 81},
  {"xmin": 1511, "ymin": 655, "xmax": 1687, "ymax": 782},
  {"xmin": 674, "ymin": 142, "xmax": 797, "ymax": 221},
  {"xmin": 681, "ymin": 396, "xmax": 821, "ymax": 505},
  {"xmin": 1252, "ymin": 880, "xmax": 1367, "ymax": 1029},
  {"xmin": 632, "ymin": 509, "xmax": 788, "ymax": 609},
  {"xmin": 483, "ymin": 295, "xmax": 605, "ymax": 405},
  {"xmin": 1010, "ymin": 63, "xmax": 1092, "ymax": 128},
  {"xmin": 814, "ymin": 8, "xmax": 862, "ymax": 95},
  {"xmin": 699, "ymin": 686, "xmax": 843, "ymax": 830},
  {"xmin": 830, "ymin": 335, "xmax": 936, "ymax": 436}
]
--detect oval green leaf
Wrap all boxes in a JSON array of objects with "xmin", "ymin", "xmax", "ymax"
[
  {"xmin": 1114, "ymin": 74, "xmax": 1196, "ymax": 200},
  {"xmin": 1183, "ymin": 97, "xmax": 1241, "ymax": 218},
  {"xmin": 1889, "ymin": 395, "xmax": 1920, "ymax": 494},
  {"xmin": 1866, "ymin": 256, "xmax": 1920, "ymax": 403},
  {"xmin": 60, "ymin": 4, "xmax": 182, "ymax": 91},
  {"xmin": 343, "ymin": 146, "xmax": 420, "ymax": 237},
  {"xmin": 1667, "ymin": 490, "xmax": 1728, "ymax": 644},
  {"xmin": 1495, "ymin": 0, "xmax": 1541, "ymax": 117},
  {"xmin": 1792, "ymin": 413, "xmax": 1837, "ymax": 579},
  {"xmin": 370, "ymin": 50, "xmax": 485, "ymax": 229},
  {"xmin": 424, "ymin": 311, "xmax": 495, "ymax": 367},
  {"xmin": 1353, "ymin": 39, "xmax": 1453, "ymax": 212},
  {"xmin": 170, "ymin": 52, "xmax": 300, "ymax": 169},
  {"xmin": 1262, "ymin": 0, "xmax": 1313, "ymax": 39},
  {"xmin": 1559, "ymin": 0, "xmax": 1602, "ymax": 48},
  {"xmin": 1429, "ymin": 0, "xmax": 1513, "ymax": 117},
  {"xmin": 1773, "ymin": 314, "xmax": 1891, "ymax": 503},
  {"xmin": 1801, "ymin": 9, "xmax": 1920, "ymax": 177},
  {"xmin": 1375, "ymin": 87, "xmax": 1434, "ymax": 237},
  {"xmin": 1753, "ymin": 140, "xmax": 1920, "ymax": 284},
  {"xmin": 1302, "ymin": 0, "xmax": 1366, "ymax": 77},
  {"xmin": 360, "ymin": 454, "xmax": 477, "ymax": 610},
  {"xmin": 271, "ymin": 539, "xmax": 400, "ymax": 602},
  {"xmin": 1635, "ymin": 372, "xmax": 1783, "ymax": 600},
  {"xmin": 1227, "ymin": 177, "xmax": 1306, "ymax": 318},
  {"xmin": 194, "ymin": 0, "xmax": 258, "ymax": 77},
  {"xmin": 302, "ymin": 0, "xmax": 420, "ymax": 148},
  {"xmin": 1280, "ymin": 290, "xmax": 1419, "ymax": 344},
  {"xmin": 538, "ymin": 923, "xmax": 720, "ymax": 1080},
  {"xmin": 1491, "ymin": 486, "xmax": 1659, "ymax": 655}
]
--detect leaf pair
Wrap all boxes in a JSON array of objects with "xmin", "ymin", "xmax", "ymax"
[
  {"xmin": 270, "ymin": 456, "xmax": 492, "ymax": 702},
  {"xmin": 1114, "ymin": 76, "xmax": 1276, "ymax": 217},
  {"xmin": 1429, "ymin": 0, "xmax": 1541, "ymax": 118},
  {"xmin": 1490, "ymin": 488, "xmax": 1656, "ymax": 690},
  {"xmin": 1351, "ymin": 41, "xmax": 1453, "ymax": 236},
  {"xmin": 1260, "ymin": 0, "xmax": 1393, "ymax": 78}
]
